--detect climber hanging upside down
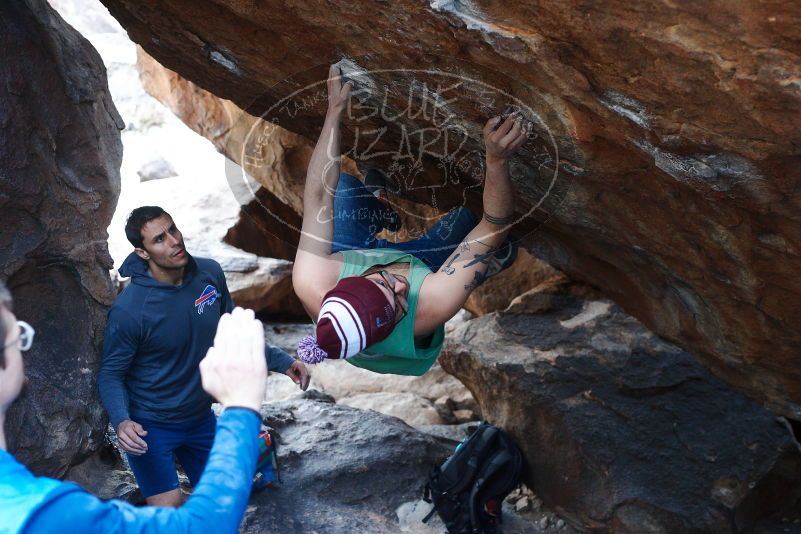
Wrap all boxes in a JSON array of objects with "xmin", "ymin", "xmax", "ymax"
[{"xmin": 292, "ymin": 64, "xmax": 529, "ymax": 376}]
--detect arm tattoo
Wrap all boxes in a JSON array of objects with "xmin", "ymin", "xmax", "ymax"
[
  {"xmin": 440, "ymin": 253, "xmax": 460, "ymax": 275},
  {"xmin": 474, "ymin": 238, "xmax": 497, "ymax": 251},
  {"xmin": 464, "ymin": 271, "xmax": 486, "ymax": 292},
  {"xmin": 464, "ymin": 250, "xmax": 495, "ymax": 268},
  {"xmin": 483, "ymin": 211, "xmax": 513, "ymax": 226}
]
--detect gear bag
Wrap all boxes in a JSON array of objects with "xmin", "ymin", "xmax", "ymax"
[
  {"xmin": 423, "ymin": 422, "xmax": 523, "ymax": 533},
  {"xmin": 252, "ymin": 428, "xmax": 281, "ymax": 491}
]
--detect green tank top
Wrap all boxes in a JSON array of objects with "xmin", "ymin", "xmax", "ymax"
[{"xmin": 337, "ymin": 248, "xmax": 444, "ymax": 376}]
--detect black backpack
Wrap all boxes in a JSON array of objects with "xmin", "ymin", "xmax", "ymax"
[{"xmin": 423, "ymin": 422, "xmax": 524, "ymax": 533}]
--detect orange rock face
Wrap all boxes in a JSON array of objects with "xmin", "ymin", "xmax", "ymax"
[{"xmin": 103, "ymin": 0, "xmax": 801, "ymax": 419}]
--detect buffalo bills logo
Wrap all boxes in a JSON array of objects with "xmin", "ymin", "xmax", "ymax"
[{"xmin": 194, "ymin": 285, "xmax": 218, "ymax": 315}]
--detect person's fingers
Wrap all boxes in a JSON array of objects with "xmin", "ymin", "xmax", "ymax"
[
  {"xmin": 200, "ymin": 348, "xmax": 224, "ymax": 396},
  {"xmin": 501, "ymin": 116, "xmax": 523, "ymax": 142},
  {"xmin": 214, "ymin": 313, "xmax": 232, "ymax": 347},
  {"xmin": 251, "ymin": 319, "xmax": 266, "ymax": 371},
  {"xmin": 252, "ymin": 322, "xmax": 265, "ymax": 362},
  {"xmin": 301, "ymin": 368, "xmax": 311, "ymax": 391},
  {"xmin": 118, "ymin": 432, "xmax": 145, "ymax": 454},
  {"xmin": 499, "ymin": 117, "xmax": 524, "ymax": 148},
  {"xmin": 126, "ymin": 428, "xmax": 148, "ymax": 450},
  {"xmin": 483, "ymin": 116, "xmax": 502, "ymax": 137},
  {"xmin": 288, "ymin": 366, "xmax": 301, "ymax": 384},
  {"xmin": 328, "ymin": 64, "xmax": 340, "ymax": 83},
  {"xmin": 509, "ymin": 130, "xmax": 528, "ymax": 153},
  {"xmin": 119, "ymin": 442, "xmax": 143, "ymax": 455},
  {"xmin": 495, "ymin": 114, "xmax": 517, "ymax": 138},
  {"xmin": 124, "ymin": 442, "xmax": 146, "ymax": 455},
  {"xmin": 222, "ymin": 308, "xmax": 241, "ymax": 361},
  {"xmin": 234, "ymin": 308, "xmax": 252, "ymax": 363},
  {"xmin": 503, "ymin": 131, "xmax": 527, "ymax": 155},
  {"xmin": 200, "ymin": 347, "xmax": 214, "ymax": 372},
  {"xmin": 239, "ymin": 307, "xmax": 255, "ymax": 326},
  {"xmin": 340, "ymin": 80, "xmax": 353, "ymax": 100},
  {"xmin": 116, "ymin": 433, "xmax": 134, "ymax": 451},
  {"xmin": 133, "ymin": 422, "xmax": 148, "ymax": 437},
  {"xmin": 511, "ymin": 122, "xmax": 530, "ymax": 148}
]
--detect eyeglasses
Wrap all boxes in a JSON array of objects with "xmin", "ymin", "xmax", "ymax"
[
  {"xmin": 4, "ymin": 321, "xmax": 35, "ymax": 352},
  {"xmin": 371, "ymin": 270, "xmax": 409, "ymax": 324}
]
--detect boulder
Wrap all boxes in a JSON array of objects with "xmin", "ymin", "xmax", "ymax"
[
  {"xmin": 338, "ymin": 392, "xmax": 446, "ymax": 426},
  {"xmin": 100, "ymin": 0, "xmax": 801, "ymax": 419},
  {"xmin": 137, "ymin": 157, "xmax": 177, "ymax": 182},
  {"xmin": 440, "ymin": 297, "xmax": 801, "ymax": 532},
  {"xmin": 0, "ymin": 0, "xmax": 122, "ymax": 476},
  {"xmin": 242, "ymin": 397, "xmax": 452, "ymax": 532},
  {"xmin": 226, "ymin": 258, "xmax": 304, "ymax": 318},
  {"xmin": 64, "ymin": 441, "xmax": 141, "ymax": 504}
]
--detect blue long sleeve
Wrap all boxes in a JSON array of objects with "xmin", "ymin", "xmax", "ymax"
[
  {"xmin": 266, "ymin": 344, "xmax": 295, "ymax": 374},
  {"xmin": 98, "ymin": 307, "xmax": 140, "ymax": 429},
  {"xmin": 22, "ymin": 408, "xmax": 260, "ymax": 534}
]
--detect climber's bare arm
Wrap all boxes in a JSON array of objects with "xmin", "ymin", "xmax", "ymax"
[
  {"xmin": 415, "ymin": 115, "xmax": 527, "ymax": 336},
  {"xmin": 293, "ymin": 65, "xmax": 352, "ymax": 314}
]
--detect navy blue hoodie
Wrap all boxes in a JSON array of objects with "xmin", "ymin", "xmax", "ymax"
[{"xmin": 99, "ymin": 252, "xmax": 295, "ymax": 428}]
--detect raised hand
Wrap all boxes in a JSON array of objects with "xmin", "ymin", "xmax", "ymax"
[
  {"xmin": 327, "ymin": 64, "xmax": 353, "ymax": 116},
  {"xmin": 483, "ymin": 114, "xmax": 529, "ymax": 165},
  {"xmin": 199, "ymin": 307, "xmax": 267, "ymax": 412}
]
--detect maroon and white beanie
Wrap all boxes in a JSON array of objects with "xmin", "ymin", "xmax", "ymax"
[{"xmin": 297, "ymin": 276, "xmax": 395, "ymax": 363}]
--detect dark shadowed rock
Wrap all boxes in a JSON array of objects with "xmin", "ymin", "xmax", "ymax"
[
  {"xmin": 440, "ymin": 297, "xmax": 801, "ymax": 532},
  {"xmin": 240, "ymin": 398, "xmax": 452, "ymax": 533},
  {"xmin": 64, "ymin": 439, "xmax": 141, "ymax": 504},
  {"xmin": 0, "ymin": 0, "xmax": 122, "ymax": 476}
]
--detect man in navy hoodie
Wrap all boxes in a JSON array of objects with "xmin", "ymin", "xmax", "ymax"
[{"xmin": 99, "ymin": 206, "xmax": 309, "ymax": 507}]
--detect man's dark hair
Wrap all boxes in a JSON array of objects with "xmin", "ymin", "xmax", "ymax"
[
  {"xmin": 0, "ymin": 280, "xmax": 13, "ymax": 369},
  {"xmin": 125, "ymin": 206, "xmax": 167, "ymax": 249}
]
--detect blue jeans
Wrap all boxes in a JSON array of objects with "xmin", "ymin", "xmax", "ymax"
[{"xmin": 331, "ymin": 173, "xmax": 477, "ymax": 271}]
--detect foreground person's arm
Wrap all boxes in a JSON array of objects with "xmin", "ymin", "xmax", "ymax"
[
  {"xmin": 24, "ymin": 308, "xmax": 267, "ymax": 534},
  {"xmin": 23, "ymin": 409, "xmax": 260, "ymax": 534}
]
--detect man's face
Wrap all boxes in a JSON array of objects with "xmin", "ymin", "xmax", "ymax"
[
  {"xmin": 136, "ymin": 214, "xmax": 188, "ymax": 270},
  {"xmin": 0, "ymin": 306, "xmax": 25, "ymax": 410}
]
